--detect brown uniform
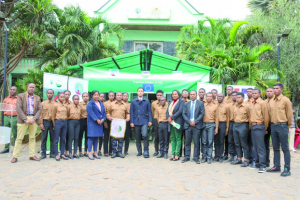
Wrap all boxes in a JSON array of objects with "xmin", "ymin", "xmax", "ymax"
[
  {"xmin": 203, "ymin": 102, "xmax": 219, "ymax": 130},
  {"xmin": 182, "ymin": 98, "xmax": 190, "ymax": 103},
  {"xmin": 249, "ymin": 98, "xmax": 269, "ymax": 130},
  {"xmin": 229, "ymin": 102, "xmax": 236, "ymax": 122},
  {"xmin": 151, "ymin": 100, "xmax": 160, "ymax": 119},
  {"xmin": 218, "ymin": 102, "xmax": 230, "ymax": 132},
  {"xmin": 233, "ymin": 103, "xmax": 250, "ymax": 123},
  {"xmin": 52, "ymin": 102, "xmax": 68, "ymax": 125},
  {"xmin": 39, "ymin": 99, "xmax": 56, "ymax": 126},
  {"xmin": 79, "ymin": 101, "xmax": 88, "ymax": 119},
  {"xmin": 199, "ymin": 97, "xmax": 206, "ymax": 103},
  {"xmin": 107, "ymin": 101, "xmax": 129, "ymax": 120},
  {"xmin": 269, "ymin": 94, "xmax": 293, "ymax": 127},
  {"xmin": 67, "ymin": 103, "xmax": 81, "ymax": 120},
  {"xmin": 224, "ymin": 96, "xmax": 233, "ymax": 104},
  {"xmin": 64, "ymin": 99, "xmax": 72, "ymax": 106},
  {"xmin": 155, "ymin": 104, "xmax": 169, "ymax": 123},
  {"xmin": 104, "ymin": 100, "xmax": 115, "ymax": 127}
]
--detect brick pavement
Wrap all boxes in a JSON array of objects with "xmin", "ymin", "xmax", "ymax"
[{"xmin": 0, "ymin": 142, "xmax": 299, "ymax": 199}]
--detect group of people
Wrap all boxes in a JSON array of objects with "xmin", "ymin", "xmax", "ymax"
[{"xmin": 1, "ymin": 82, "xmax": 294, "ymax": 177}]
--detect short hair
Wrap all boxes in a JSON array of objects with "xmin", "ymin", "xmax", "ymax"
[
  {"xmin": 27, "ymin": 83, "xmax": 35, "ymax": 87},
  {"xmin": 247, "ymin": 88, "xmax": 253, "ymax": 91},
  {"xmin": 190, "ymin": 90, "xmax": 197, "ymax": 94},
  {"xmin": 182, "ymin": 89, "xmax": 189, "ymax": 93},
  {"xmin": 99, "ymin": 92, "xmax": 105, "ymax": 96},
  {"xmin": 206, "ymin": 92, "xmax": 214, "ymax": 98},
  {"xmin": 274, "ymin": 83, "xmax": 284, "ymax": 89},
  {"xmin": 160, "ymin": 96, "xmax": 166, "ymax": 100},
  {"xmin": 198, "ymin": 88, "xmax": 205, "ymax": 92},
  {"xmin": 82, "ymin": 92, "xmax": 88, "ymax": 97},
  {"xmin": 72, "ymin": 95, "xmax": 79, "ymax": 100},
  {"xmin": 116, "ymin": 92, "xmax": 122, "ymax": 95},
  {"xmin": 211, "ymin": 89, "xmax": 218, "ymax": 93},
  {"xmin": 156, "ymin": 90, "xmax": 164, "ymax": 94},
  {"xmin": 253, "ymin": 89, "xmax": 261, "ymax": 94},
  {"xmin": 91, "ymin": 90, "xmax": 99, "ymax": 96},
  {"xmin": 47, "ymin": 89, "xmax": 54, "ymax": 93},
  {"xmin": 267, "ymin": 87, "xmax": 274, "ymax": 90},
  {"xmin": 108, "ymin": 91, "xmax": 115, "ymax": 95},
  {"xmin": 57, "ymin": 92, "xmax": 64, "ymax": 97},
  {"xmin": 64, "ymin": 90, "xmax": 71, "ymax": 94},
  {"xmin": 123, "ymin": 92, "xmax": 129, "ymax": 96},
  {"xmin": 172, "ymin": 90, "xmax": 181, "ymax": 96},
  {"xmin": 236, "ymin": 92, "xmax": 244, "ymax": 98},
  {"xmin": 226, "ymin": 86, "xmax": 233, "ymax": 90},
  {"xmin": 231, "ymin": 91, "xmax": 238, "ymax": 95},
  {"xmin": 137, "ymin": 87, "xmax": 144, "ymax": 91}
]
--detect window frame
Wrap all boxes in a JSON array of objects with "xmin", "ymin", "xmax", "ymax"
[{"xmin": 134, "ymin": 41, "xmax": 164, "ymax": 53}]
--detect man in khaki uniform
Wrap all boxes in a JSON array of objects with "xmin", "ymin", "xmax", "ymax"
[
  {"xmin": 231, "ymin": 92, "xmax": 250, "ymax": 167},
  {"xmin": 11, "ymin": 83, "xmax": 42, "ymax": 163},
  {"xmin": 151, "ymin": 90, "xmax": 164, "ymax": 156},
  {"xmin": 249, "ymin": 89, "xmax": 269, "ymax": 173},
  {"xmin": 266, "ymin": 83, "xmax": 293, "ymax": 177},
  {"xmin": 224, "ymin": 86, "xmax": 233, "ymax": 104},
  {"xmin": 264, "ymin": 87, "xmax": 274, "ymax": 167},
  {"xmin": 211, "ymin": 89, "xmax": 218, "ymax": 104},
  {"xmin": 107, "ymin": 92, "xmax": 130, "ymax": 158},
  {"xmin": 103, "ymin": 91, "xmax": 115, "ymax": 156},
  {"xmin": 198, "ymin": 88, "xmax": 206, "ymax": 102}
]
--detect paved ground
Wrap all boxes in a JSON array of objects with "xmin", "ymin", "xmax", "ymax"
[{"xmin": 0, "ymin": 142, "xmax": 299, "ymax": 200}]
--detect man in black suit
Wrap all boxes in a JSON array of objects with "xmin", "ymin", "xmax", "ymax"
[{"xmin": 182, "ymin": 90, "xmax": 205, "ymax": 164}]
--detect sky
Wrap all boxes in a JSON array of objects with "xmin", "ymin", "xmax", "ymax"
[{"xmin": 52, "ymin": 0, "xmax": 251, "ymax": 21}]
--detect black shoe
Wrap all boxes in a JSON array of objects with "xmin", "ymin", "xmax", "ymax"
[
  {"xmin": 266, "ymin": 166, "xmax": 281, "ymax": 172},
  {"xmin": 249, "ymin": 161, "xmax": 256, "ymax": 169},
  {"xmin": 118, "ymin": 152, "xmax": 125, "ymax": 158},
  {"xmin": 79, "ymin": 153, "xmax": 83, "ymax": 157},
  {"xmin": 231, "ymin": 159, "xmax": 243, "ymax": 165},
  {"xmin": 219, "ymin": 158, "xmax": 223, "ymax": 163},
  {"xmin": 225, "ymin": 156, "xmax": 234, "ymax": 162},
  {"xmin": 0, "ymin": 149, "xmax": 9, "ymax": 154},
  {"xmin": 69, "ymin": 155, "xmax": 74, "ymax": 159},
  {"xmin": 40, "ymin": 155, "xmax": 47, "ymax": 159},
  {"xmin": 50, "ymin": 154, "xmax": 55, "ymax": 158},
  {"xmin": 125, "ymin": 152, "xmax": 129, "ymax": 156},
  {"xmin": 194, "ymin": 158, "xmax": 200, "ymax": 164},
  {"xmin": 213, "ymin": 157, "xmax": 219, "ymax": 162},
  {"xmin": 56, "ymin": 158, "xmax": 60, "ymax": 161},
  {"xmin": 98, "ymin": 152, "xmax": 102, "ymax": 156},
  {"xmin": 73, "ymin": 154, "xmax": 79, "ymax": 159},
  {"xmin": 207, "ymin": 158, "xmax": 211, "ymax": 164},
  {"xmin": 164, "ymin": 154, "xmax": 168, "ymax": 159},
  {"xmin": 136, "ymin": 152, "xmax": 142, "ymax": 156},
  {"xmin": 280, "ymin": 168, "xmax": 291, "ymax": 177},
  {"xmin": 181, "ymin": 158, "xmax": 190, "ymax": 163},
  {"xmin": 156, "ymin": 154, "xmax": 164, "ymax": 158},
  {"xmin": 153, "ymin": 151, "xmax": 159, "ymax": 156},
  {"xmin": 223, "ymin": 155, "xmax": 228, "ymax": 160},
  {"xmin": 201, "ymin": 158, "xmax": 206, "ymax": 163},
  {"xmin": 111, "ymin": 153, "xmax": 117, "ymax": 158},
  {"xmin": 60, "ymin": 155, "xmax": 69, "ymax": 160},
  {"xmin": 258, "ymin": 167, "xmax": 266, "ymax": 173},
  {"xmin": 84, "ymin": 153, "xmax": 88, "ymax": 157},
  {"xmin": 241, "ymin": 161, "xmax": 249, "ymax": 167},
  {"xmin": 143, "ymin": 151, "xmax": 149, "ymax": 158}
]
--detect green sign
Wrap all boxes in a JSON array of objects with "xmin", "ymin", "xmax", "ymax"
[{"xmin": 84, "ymin": 68, "xmax": 210, "ymax": 93}]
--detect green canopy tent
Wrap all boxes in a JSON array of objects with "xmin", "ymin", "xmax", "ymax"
[{"xmin": 68, "ymin": 49, "xmax": 213, "ymax": 95}]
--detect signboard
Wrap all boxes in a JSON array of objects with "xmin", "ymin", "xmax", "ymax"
[
  {"xmin": 197, "ymin": 83, "xmax": 222, "ymax": 95},
  {"xmin": 110, "ymin": 119, "xmax": 126, "ymax": 139},
  {"xmin": 68, "ymin": 77, "xmax": 89, "ymax": 102},
  {"xmin": 227, "ymin": 85, "xmax": 255, "ymax": 101},
  {"xmin": 128, "ymin": 6, "xmax": 170, "ymax": 19},
  {"xmin": 84, "ymin": 68, "xmax": 210, "ymax": 93},
  {"xmin": 43, "ymin": 73, "xmax": 68, "ymax": 101}
]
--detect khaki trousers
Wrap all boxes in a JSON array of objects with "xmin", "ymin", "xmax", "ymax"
[
  {"xmin": 289, "ymin": 128, "xmax": 296, "ymax": 151},
  {"xmin": 13, "ymin": 116, "xmax": 38, "ymax": 158}
]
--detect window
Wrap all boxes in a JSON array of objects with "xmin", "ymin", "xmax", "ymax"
[{"xmin": 134, "ymin": 41, "xmax": 163, "ymax": 53}]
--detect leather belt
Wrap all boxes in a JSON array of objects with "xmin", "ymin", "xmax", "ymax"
[
  {"xmin": 56, "ymin": 119, "xmax": 67, "ymax": 121},
  {"xmin": 27, "ymin": 114, "xmax": 34, "ymax": 116},
  {"xmin": 252, "ymin": 122, "xmax": 263, "ymax": 125},
  {"xmin": 5, "ymin": 115, "xmax": 17, "ymax": 117},
  {"xmin": 205, "ymin": 122, "xmax": 215, "ymax": 124},
  {"xmin": 271, "ymin": 122, "xmax": 287, "ymax": 126}
]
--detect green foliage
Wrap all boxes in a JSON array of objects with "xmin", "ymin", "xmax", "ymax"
[{"xmin": 247, "ymin": 0, "xmax": 300, "ymax": 106}]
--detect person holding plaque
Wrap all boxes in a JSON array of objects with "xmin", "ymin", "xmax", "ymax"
[{"xmin": 107, "ymin": 92, "xmax": 130, "ymax": 158}]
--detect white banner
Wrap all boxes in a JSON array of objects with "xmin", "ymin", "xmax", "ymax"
[
  {"xmin": 68, "ymin": 77, "xmax": 89, "ymax": 102},
  {"xmin": 197, "ymin": 83, "xmax": 222, "ymax": 95},
  {"xmin": 0, "ymin": 127, "xmax": 12, "ymax": 144},
  {"xmin": 43, "ymin": 73, "xmax": 68, "ymax": 101},
  {"xmin": 228, "ymin": 85, "xmax": 255, "ymax": 101},
  {"xmin": 110, "ymin": 118, "xmax": 126, "ymax": 139}
]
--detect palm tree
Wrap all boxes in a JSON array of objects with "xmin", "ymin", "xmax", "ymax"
[{"xmin": 248, "ymin": 0, "xmax": 273, "ymax": 12}]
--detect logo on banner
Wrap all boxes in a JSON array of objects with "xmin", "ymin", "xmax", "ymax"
[
  {"xmin": 143, "ymin": 84, "xmax": 154, "ymax": 92},
  {"xmin": 109, "ymin": 69, "xmax": 119, "ymax": 76},
  {"xmin": 141, "ymin": 71, "xmax": 151, "ymax": 78},
  {"xmin": 75, "ymin": 83, "xmax": 84, "ymax": 95}
]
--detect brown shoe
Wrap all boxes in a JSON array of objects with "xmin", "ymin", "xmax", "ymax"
[
  {"xmin": 11, "ymin": 157, "xmax": 17, "ymax": 163},
  {"xmin": 29, "ymin": 156, "xmax": 40, "ymax": 161}
]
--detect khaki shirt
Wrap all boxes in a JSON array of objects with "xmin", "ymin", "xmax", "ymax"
[
  {"xmin": 229, "ymin": 102, "xmax": 236, "ymax": 121},
  {"xmin": 79, "ymin": 101, "xmax": 88, "ymax": 119},
  {"xmin": 218, "ymin": 102, "xmax": 230, "ymax": 131},
  {"xmin": 64, "ymin": 99, "xmax": 72, "ymax": 106},
  {"xmin": 52, "ymin": 102, "xmax": 68, "ymax": 124},
  {"xmin": 224, "ymin": 96, "xmax": 233, "ymax": 104},
  {"xmin": 3, "ymin": 96, "xmax": 18, "ymax": 116},
  {"xmin": 212, "ymin": 99, "xmax": 218, "ymax": 104},
  {"xmin": 155, "ymin": 104, "xmax": 169, "ymax": 123},
  {"xmin": 104, "ymin": 100, "xmax": 114, "ymax": 113},
  {"xmin": 199, "ymin": 97, "xmax": 206, "ymax": 103},
  {"xmin": 233, "ymin": 103, "xmax": 250, "ymax": 123},
  {"xmin": 269, "ymin": 94, "xmax": 293, "ymax": 127},
  {"xmin": 67, "ymin": 103, "xmax": 81, "ymax": 120},
  {"xmin": 204, "ymin": 102, "xmax": 219, "ymax": 130},
  {"xmin": 107, "ymin": 101, "xmax": 129, "ymax": 120},
  {"xmin": 151, "ymin": 100, "xmax": 160, "ymax": 119},
  {"xmin": 245, "ymin": 98, "xmax": 254, "ymax": 105},
  {"xmin": 182, "ymin": 98, "xmax": 190, "ymax": 103},
  {"xmin": 39, "ymin": 99, "xmax": 56, "ymax": 125},
  {"xmin": 249, "ymin": 98, "xmax": 269, "ymax": 130},
  {"xmin": 124, "ymin": 101, "xmax": 131, "ymax": 119}
]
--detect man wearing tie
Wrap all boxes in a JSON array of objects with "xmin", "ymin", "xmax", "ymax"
[
  {"xmin": 182, "ymin": 90, "xmax": 205, "ymax": 164},
  {"xmin": 130, "ymin": 87, "xmax": 152, "ymax": 158}
]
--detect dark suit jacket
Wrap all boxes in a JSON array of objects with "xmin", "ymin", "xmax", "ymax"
[
  {"xmin": 86, "ymin": 100, "xmax": 106, "ymax": 137},
  {"xmin": 182, "ymin": 100, "xmax": 205, "ymax": 130},
  {"xmin": 16, "ymin": 92, "xmax": 42, "ymax": 124},
  {"xmin": 166, "ymin": 99, "xmax": 185, "ymax": 131},
  {"xmin": 130, "ymin": 97, "xmax": 152, "ymax": 125}
]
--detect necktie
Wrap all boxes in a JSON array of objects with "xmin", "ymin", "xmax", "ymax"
[{"xmin": 190, "ymin": 101, "xmax": 195, "ymax": 120}]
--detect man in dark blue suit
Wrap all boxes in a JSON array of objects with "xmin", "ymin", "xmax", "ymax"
[
  {"xmin": 182, "ymin": 90, "xmax": 205, "ymax": 164},
  {"xmin": 130, "ymin": 87, "xmax": 152, "ymax": 158}
]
